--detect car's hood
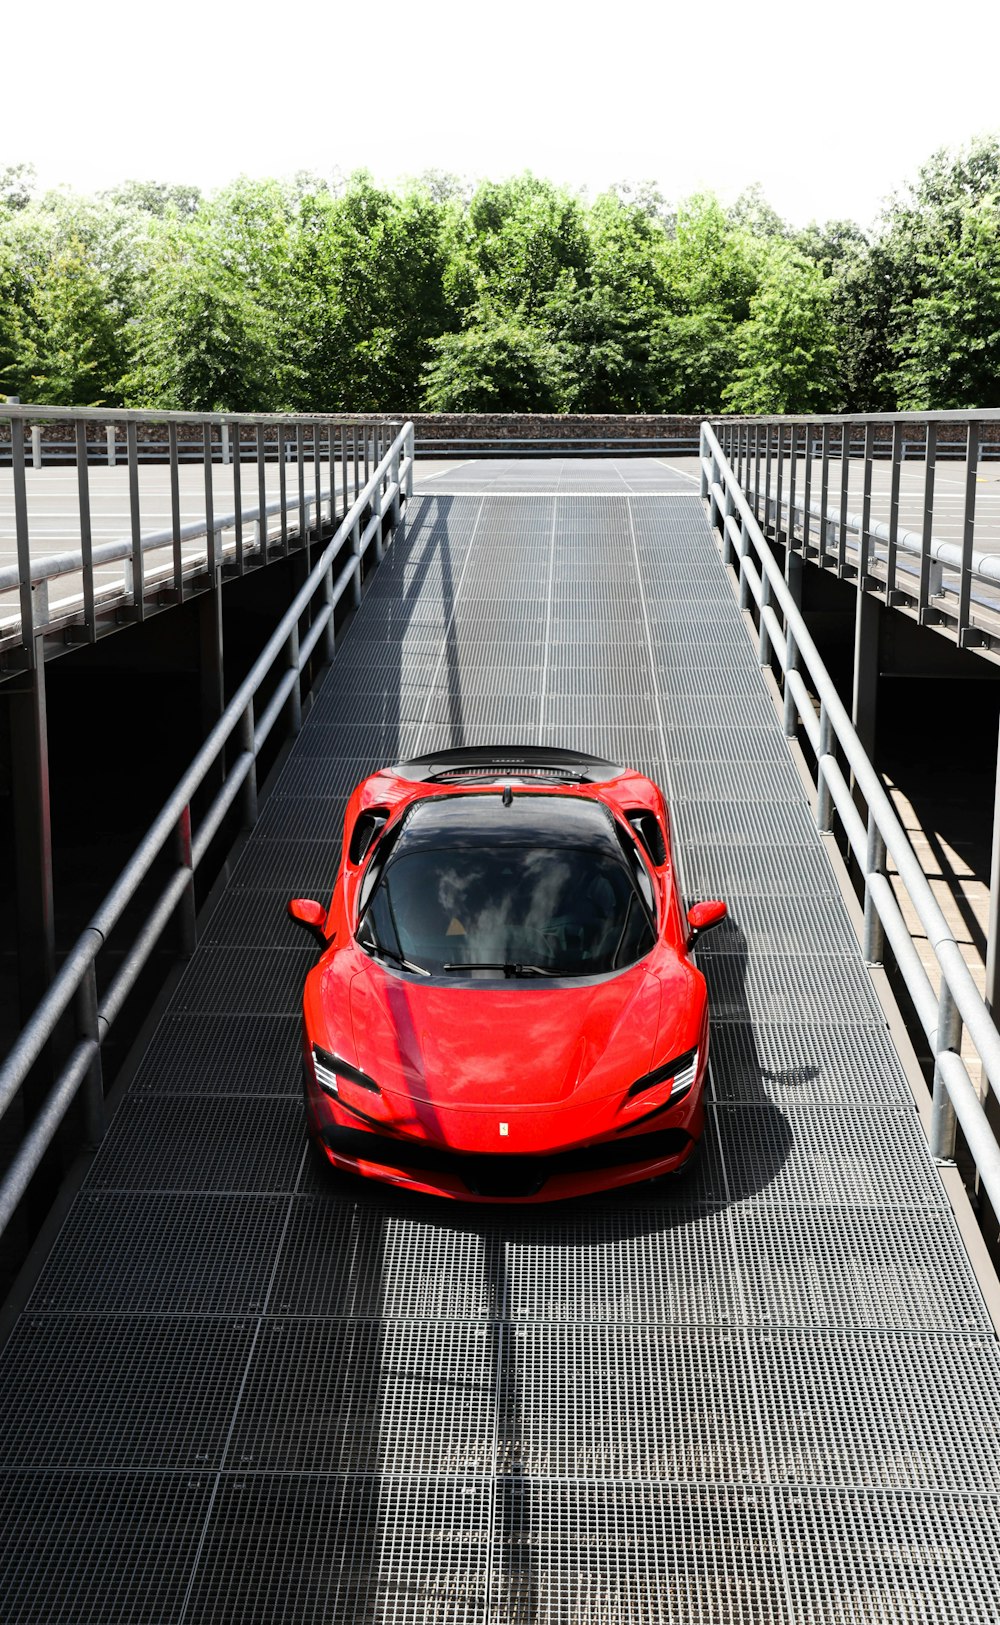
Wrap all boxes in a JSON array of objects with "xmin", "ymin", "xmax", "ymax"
[{"xmin": 343, "ymin": 957, "xmax": 669, "ymax": 1109}]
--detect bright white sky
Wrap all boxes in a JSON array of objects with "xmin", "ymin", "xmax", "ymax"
[{"xmin": 3, "ymin": 0, "xmax": 999, "ymax": 229}]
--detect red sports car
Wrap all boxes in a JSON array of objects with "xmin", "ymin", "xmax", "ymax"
[{"xmin": 288, "ymin": 747, "xmax": 726, "ymax": 1203}]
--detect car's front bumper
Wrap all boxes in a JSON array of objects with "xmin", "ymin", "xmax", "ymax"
[{"xmin": 309, "ymin": 1112, "xmax": 702, "ymax": 1202}]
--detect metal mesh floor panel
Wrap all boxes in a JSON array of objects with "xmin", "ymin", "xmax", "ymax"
[
  {"xmin": 503, "ymin": 1205, "xmax": 739, "ymax": 1325},
  {"xmin": 697, "ymin": 891, "xmax": 859, "ymax": 957},
  {"xmin": 702, "ymin": 952, "xmax": 883, "ymax": 1025},
  {"xmin": 85, "ymin": 1095, "xmax": 304, "ymax": 1192},
  {"xmin": 6, "ymin": 465, "xmax": 1000, "ymax": 1625},
  {"xmin": 131, "ymin": 1012, "xmax": 300, "ymax": 1097},
  {"xmin": 494, "ymin": 1323, "xmax": 763, "ymax": 1481},
  {"xmin": 0, "ymin": 1471, "xmax": 215, "ymax": 1625},
  {"xmin": 0, "ymin": 1314, "xmax": 256, "ymax": 1468},
  {"xmin": 747, "ymin": 1326, "xmax": 1000, "ymax": 1491},
  {"xmin": 775, "ymin": 1486, "xmax": 1000, "ymax": 1624},
  {"xmin": 268, "ymin": 1198, "xmax": 499, "ymax": 1320},
  {"xmin": 729, "ymin": 1205, "xmax": 991, "ymax": 1333},
  {"xmin": 490, "ymin": 1481, "xmax": 786, "ymax": 1625},
  {"xmin": 679, "ymin": 794, "xmax": 820, "ymax": 848},
  {"xmin": 252, "ymin": 792, "xmax": 349, "ymax": 844},
  {"xmin": 682, "ymin": 840, "xmax": 838, "ymax": 898},
  {"xmin": 27, "ymin": 1192, "xmax": 290, "ymax": 1314},
  {"xmin": 201, "ymin": 884, "xmax": 316, "ymax": 946},
  {"xmin": 185, "ymin": 1474, "xmax": 492, "ymax": 1625},
  {"xmin": 226, "ymin": 1319, "xmax": 497, "ymax": 1474},
  {"xmin": 709, "ymin": 1021, "xmax": 913, "ymax": 1107},
  {"xmin": 669, "ymin": 754, "xmax": 808, "ymax": 804},
  {"xmin": 712, "ymin": 1104, "xmax": 945, "ymax": 1208},
  {"xmin": 173, "ymin": 944, "xmax": 316, "ymax": 1014}
]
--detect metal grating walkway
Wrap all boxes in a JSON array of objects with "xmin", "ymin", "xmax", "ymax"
[{"xmin": 3, "ymin": 458, "xmax": 1000, "ymax": 1623}]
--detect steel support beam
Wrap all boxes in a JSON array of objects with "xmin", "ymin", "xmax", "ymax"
[
  {"xmin": 6, "ymin": 648, "xmax": 56, "ymax": 1021},
  {"xmin": 852, "ymin": 590, "xmax": 882, "ymax": 769}
]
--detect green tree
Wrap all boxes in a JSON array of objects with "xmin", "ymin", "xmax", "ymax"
[
  {"xmin": 891, "ymin": 195, "xmax": 1000, "ymax": 408},
  {"xmin": 422, "ymin": 317, "xmax": 567, "ymax": 411},
  {"xmin": 723, "ymin": 246, "xmax": 839, "ymax": 413},
  {"xmin": 443, "ymin": 174, "xmax": 591, "ymax": 322},
  {"xmin": 121, "ymin": 220, "xmax": 276, "ymax": 410},
  {"xmin": 550, "ymin": 191, "xmax": 673, "ymax": 410},
  {"xmin": 17, "ymin": 238, "xmax": 123, "ymax": 404},
  {"xmin": 282, "ymin": 175, "xmax": 449, "ymax": 410}
]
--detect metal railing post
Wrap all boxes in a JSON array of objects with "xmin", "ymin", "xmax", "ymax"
[
  {"xmin": 231, "ymin": 422, "xmax": 244, "ymax": 573},
  {"xmin": 11, "ymin": 413, "xmax": 35, "ymax": 655},
  {"xmin": 175, "ymin": 804, "xmax": 197, "ymax": 958},
  {"xmin": 783, "ymin": 553, "xmax": 802, "ymax": 736},
  {"xmin": 818, "ymin": 424, "xmax": 830, "ymax": 566},
  {"xmin": 752, "ymin": 424, "xmax": 762, "ymax": 520},
  {"xmin": 277, "ymin": 425, "xmax": 288, "ymax": 554},
  {"xmin": 862, "ymin": 809, "xmax": 887, "ymax": 964},
  {"xmin": 774, "ymin": 423, "xmax": 786, "ymax": 545},
  {"xmin": 721, "ymin": 481, "xmax": 735, "ymax": 567},
  {"xmin": 816, "ymin": 703, "xmax": 834, "ymax": 832},
  {"xmin": 106, "ymin": 424, "xmax": 116, "ymax": 467},
  {"xmin": 256, "ymin": 423, "xmax": 268, "ymax": 556},
  {"xmin": 837, "ymin": 423, "xmax": 851, "ymax": 575},
  {"xmin": 237, "ymin": 702, "xmax": 258, "ymax": 829},
  {"xmin": 886, "ymin": 419, "xmax": 903, "ymax": 603},
  {"xmin": 75, "ymin": 962, "xmax": 105, "ymax": 1145},
  {"xmin": 285, "ymin": 622, "xmax": 302, "ymax": 737},
  {"xmin": 859, "ymin": 422, "xmax": 875, "ymax": 585},
  {"xmin": 351, "ymin": 519, "xmax": 362, "ymax": 606},
  {"xmin": 957, "ymin": 419, "xmax": 980, "ymax": 645},
  {"xmin": 918, "ymin": 422, "xmax": 939, "ymax": 623},
  {"xmin": 801, "ymin": 425, "xmax": 813, "ymax": 556},
  {"xmin": 168, "ymin": 422, "xmax": 183, "ymax": 598},
  {"xmin": 738, "ymin": 516, "xmax": 752, "ymax": 611},
  {"xmin": 930, "ymin": 985, "xmax": 961, "ymax": 1163},
  {"xmin": 74, "ymin": 420, "xmax": 96, "ymax": 638},
  {"xmin": 297, "ymin": 423, "xmax": 308, "ymax": 551},
  {"xmin": 202, "ymin": 423, "xmax": 218, "ymax": 577},
  {"xmin": 126, "ymin": 421, "xmax": 144, "ymax": 619}
]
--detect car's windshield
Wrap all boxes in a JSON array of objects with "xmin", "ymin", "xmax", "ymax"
[{"xmin": 357, "ymin": 844, "xmax": 655, "ymax": 977}]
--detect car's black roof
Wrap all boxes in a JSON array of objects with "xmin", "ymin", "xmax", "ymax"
[{"xmin": 394, "ymin": 791, "xmax": 620, "ymax": 854}]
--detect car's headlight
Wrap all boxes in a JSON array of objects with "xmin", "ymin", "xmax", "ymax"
[
  {"xmin": 627, "ymin": 1046, "xmax": 699, "ymax": 1104},
  {"xmin": 311, "ymin": 1045, "xmax": 380, "ymax": 1099}
]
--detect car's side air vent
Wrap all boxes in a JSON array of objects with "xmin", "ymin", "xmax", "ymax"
[
  {"xmin": 627, "ymin": 809, "xmax": 666, "ymax": 867},
  {"xmin": 349, "ymin": 807, "xmax": 390, "ymax": 865}
]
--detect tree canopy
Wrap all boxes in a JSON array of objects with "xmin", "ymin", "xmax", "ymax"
[{"xmin": 2, "ymin": 139, "xmax": 1000, "ymax": 414}]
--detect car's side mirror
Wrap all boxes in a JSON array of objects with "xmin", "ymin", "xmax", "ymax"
[
  {"xmin": 686, "ymin": 899, "xmax": 727, "ymax": 951},
  {"xmin": 288, "ymin": 897, "xmax": 329, "ymax": 949}
]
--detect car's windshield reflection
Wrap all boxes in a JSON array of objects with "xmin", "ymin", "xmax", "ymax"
[{"xmin": 357, "ymin": 845, "xmax": 655, "ymax": 978}]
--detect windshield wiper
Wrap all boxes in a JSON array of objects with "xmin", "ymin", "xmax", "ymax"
[
  {"xmin": 367, "ymin": 942, "xmax": 430, "ymax": 977},
  {"xmin": 442, "ymin": 961, "xmax": 556, "ymax": 978}
]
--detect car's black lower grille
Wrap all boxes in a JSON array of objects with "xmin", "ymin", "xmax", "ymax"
[{"xmin": 321, "ymin": 1124, "xmax": 691, "ymax": 1197}]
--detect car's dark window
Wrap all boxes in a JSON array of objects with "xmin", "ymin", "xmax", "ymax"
[{"xmin": 358, "ymin": 844, "xmax": 655, "ymax": 977}]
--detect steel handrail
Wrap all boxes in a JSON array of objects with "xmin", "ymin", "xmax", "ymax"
[
  {"xmin": 0, "ymin": 420, "xmax": 413, "ymax": 1234},
  {"xmin": 0, "ymin": 486, "xmax": 331, "ymax": 597},
  {"xmin": 701, "ymin": 421, "xmax": 1000, "ymax": 1217}
]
